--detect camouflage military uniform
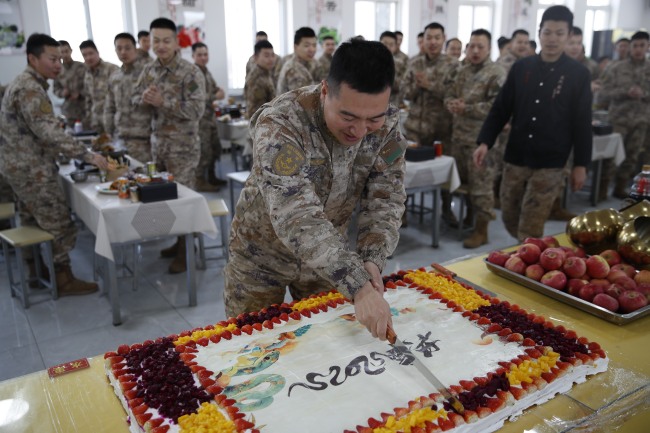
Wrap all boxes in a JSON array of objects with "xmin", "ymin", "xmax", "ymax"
[
  {"xmin": 315, "ymin": 53, "xmax": 332, "ymax": 82},
  {"xmin": 401, "ymin": 53, "xmax": 458, "ymax": 147},
  {"xmin": 0, "ymin": 85, "xmax": 13, "ymax": 204},
  {"xmin": 0, "ymin": 67, "xmax": 96, "ymax": 265},
  {"xmin": 224, "ymin": 84, "xmax": 407, "ymax": 316},
  {"xmin": 197, "ymin": 65, "xmax": 222, "ymax": 176},
  {"xmin": 496, "ymin": 52, "xmax": 518, "ymax": 74},
  {"xmin": 53, "ymin": 59, "xmax": 87, "ymax": 128},
  {"xmin": 84, "ymin": 59, "xmax": 118, "ymax": 134},
  {"xmin": 579, "ymin": 56, "xmax": 600, "ymax": 81},
  {"xmin": 276, "ymin": 56, "xmax": 316, "ymax": 95},
  {"xmin": 445, "ymin": 59, "xmax": 506, "ymax": 220},
  {"xmin": 246, "ymin": 53, "xmax": 282, "ymax": 83},
  {"xmin": 244, "ymin": 64, "xmax": 276, "ymax": 119},
  {"xmin": 395, "ymin": 50, "xmax": 408, "ymax": 66},
  {"xmin": 137, "ymin": 49, "xmax": 152, "ymax": 61},
  {"xmin": 599, "ymin": 57, "xmax": 650, "ymax": 193},
  {"xmin": 390, "ymin": 53, "xmax": 409, "ymax": 107},
  {"xmin": 132, "ymin": 54, "xmax": 205, "ymax": 188}
]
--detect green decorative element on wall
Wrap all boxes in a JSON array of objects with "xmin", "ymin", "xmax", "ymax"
[{"xmin": 318, "ymin": 27, "xmax": 340, "ymax": 44}]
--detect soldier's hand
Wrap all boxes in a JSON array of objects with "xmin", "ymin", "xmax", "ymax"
[
  {"xmin": 364, "ymin": 261, "xmax": 384, "ymax": 295},
  {"xmin": 473, "ymin": 143, "xmax": 489, "ymax": 168},
  {"xmin": 215, "ymin": 88, "xmax": 225, "ymax": 100},
  {"xmin": 143, "ymin": 85, "xmax": 163, "ymax": 107},
  {"xmin": 354, "ymin": 282, "xmax": 392, "ymax": 341},
  {"xmin": 89, "ymin": 153, "xmax": 109, "ymax": 170},
  {"xmin": 571, "ymin": 166, "xmax": 587, "ymax": 192}
]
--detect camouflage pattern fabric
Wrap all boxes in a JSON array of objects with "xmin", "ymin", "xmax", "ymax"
[
  {"xmin": 84, "ymin": 59, "xmax": 119, "ymax": 133},
  {"xmin": 197, "ymin": 65, "xmax": 222, "ymax": 171},
  {"xmin": 224, "ymin": 84, "xmax": 407, "ymax": 316},
  {"xmin": 496, "ymin": 52, "xmax": 518, "ymax": 74},
  {"xmin": 53, "ymin": 60, "xmax": 87, "ymax": 127},
  {"xmin": 244, "ymin": 64, "xmax": 276, "ymax": 120},
  {"xmin": 390, "ymin": 53, "xmax": 408, "ymax": 107},
  {"xmin": 314, "ymin": 53, "xmax": 332, "ymax": 82},
  {"xmin": 276, "ymin": 56, "xmax": 316, "ymax": 95}
]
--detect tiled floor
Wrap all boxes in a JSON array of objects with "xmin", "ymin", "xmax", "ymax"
[{"xmin": 0, "ymin": 158, "xmax": 626, "ymax": 381}]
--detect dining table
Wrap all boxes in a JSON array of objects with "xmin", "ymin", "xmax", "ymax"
[{"xmin": 58, "ymin": 162, "xmax": 217, "ymax": 326}]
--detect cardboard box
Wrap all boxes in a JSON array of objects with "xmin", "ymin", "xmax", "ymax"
[{"xmin": 137, "ymin": 181, "xmax": 178, "ymax": 203}]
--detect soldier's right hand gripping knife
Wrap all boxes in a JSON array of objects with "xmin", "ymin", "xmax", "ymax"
[{"xmin": 386, "ymin": 327, "xmax": 465, "ymax": 414}]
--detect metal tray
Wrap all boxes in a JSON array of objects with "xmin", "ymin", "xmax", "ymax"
[{"xmin": 484, "ymin": 259, "xmax": 650, "ymax": 325}]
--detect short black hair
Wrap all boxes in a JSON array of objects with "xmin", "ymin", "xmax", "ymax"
[
  {"xmin": 150, "ymin": 17, "xmax": 177, "ymax": 33},
  {"xmin": 395, "ymin": 31, "xmax": 403, "ymax": 37},
  {"xmin": 27, "ymin": 33, "xmax": 59, "ymax": 61},
  {"xmin": 137, "ymin": 30, "xmax": 149, "ymax": 40},
  {"xmin": 256, "ymin": 31, "xmax": 268, "ymax": 38},
  {"xmin": 631, "ymin": 31, "xmax": 650, "ymax": 42},
  {"xmin": 571, "ymin": 26, "xmax": 583, "ymax": 36},
  {"xmin": 616, "ymin": 37, "xmax": 630, "ymax": 44},
  {"xmin": 445, "ymin": 37, "xmax": 461, "ymax": 49},
  {"xmin": 114, "ymin": 32, "xmax": 136, "ymax": 46},
  {"xmin": 294, "ymin": 27, "xmax": 316, "ymax": 45},
  {"xmin": 327, "ymin": 39, "xmax": 394, "ymax": 95},
  {"xmin": 497, "ymin": 36, "xmax": 510, "ymax": 49},
  {"xmin": 79, "ymin": 40, "xmax": 97, "ymax": 51},
  {"xmin": 191, "ymin": 42, "xmax": 207, "ymax": 52},
  {"xmin": 471, "ymin": 29, "xmax": 492, "ymax": 43},
  {"xmin": 417, "ymin": 32, "xmax": 424, "ymax": 38},
  {"xmin": 511, "ymin": 29, "xmax": 529, "ymax": 39},
  {"xmin": 254, "ymin": 40, "xmax": 273, "ymax": 56},
  {"xmin": 321, "ymin": 35, "xmax": 335, "ymax": 42},
  {"xmin": 530, "ymin": 40, "xmax": 537, "ymax": 49},
  {"xmin": 58, "ymin": 39, "xmax": 70, "ymax": 48},
  {"xmin": 540, "ymin": 5, "xmax": 573, "ymax": 31},
  {"xmin": 424, "ymin": 22, "xmax": 445, "ymax": 34},
  {"xmin": 380, "ymin": 31, "xmax": 397, "ymax": 41}
]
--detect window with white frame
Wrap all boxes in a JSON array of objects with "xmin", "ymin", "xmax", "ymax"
[
  {"xmin": 354, "ymin": 0, "xmax": 399, "ymax": 41},
  {"xmin": 535, "ymin": 0, "xmax": 566, "ymax": 34},
  {"xmin": 457, "ymin": 0, "xmax": 494, "ymax": 56},
  {"xmin": 46, "ymin": 0, "xmax": 125, "ymax": 65},
  {"xmin": 584, "ymin": 0, "xmax": 611, "ymax": 58},
  {"xmin": 224, "ymin": 0, "xmax": 284, "ymax": 90}
]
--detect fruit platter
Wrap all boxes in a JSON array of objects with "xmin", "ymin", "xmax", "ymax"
[{"xmin": 485, "ymin": 236, "xmax": 650, "ymax": 325}]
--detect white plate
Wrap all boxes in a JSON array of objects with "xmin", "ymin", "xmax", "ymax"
[{"xmin": 96, "ymin": 185, "xmax": 118, "ymax": 195}]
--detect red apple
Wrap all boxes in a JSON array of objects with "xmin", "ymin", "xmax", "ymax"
[
  {"xmin": 612, "ymin": 276, "xmax": 637, "ymax": 292},
  {"xmin": 634, "ymin": 270, "xmax": 650, "ymax": 286},
  {"xmin": 579, "ymin": 283, "xmax": 605, "ymax": 302},
  {"xmin": 607, "ymin": 269, "xmax": 629, "ymax": 283},
  {"xmin": 525, "ymin": 264, "xmax": 545, "ymax": 281},
  {"xmin": 585, "ymin": 255, "xmax": 610, "ymax": 279},
  {"xmin": 505, "ymin": 255, "xmax": 527, "ymax": 275},
  {"xmin": 574, "ymin": 247, "xmax": 587, "ymax": 258},
  {"xmin": 599, "ymin": 249, "xmax": 622, "ymax": 267},
  {"xmin": 567, "ymin": 279, "xmax": 589, "ymax": 296},
  {"xmin": 487, "ymin": 250, "xmax": 511, "ymax": 267},
  {"xmin": 605, "ymin": 283, "xmax": 626, "ymax": 299},
  {"xmin": 523, "ymin": 237, "xmax": 548, "ymax": 252},
  {"xmin": 636, "ymin": 284, "xmax": 650, "ymax": 303},
  {"xmin": 560, "ymin": 246, "xmax": 576, "ymax": 258},
  {"xmin": 542, "ymin": 236, "xmax": 560, "ymax": 249},
  {"xmin": 517, "ymin": 243, "xmax": 542, "ymax": 265},
  {"xmin": 541, "ymin": 270, "xmax": 567, "ymax": 290},
  {"xmin": 611, "ymin": 263, "xmax": 636, "ymax": 279},
  {"xmin": 539, "ymin": 248, "xmax": 565, "ymax": 271},
  {"xmin": 563, "ymin": 257, "xmax": 586, "ymax": 279},
  {"xmin": 618, "ymin": 290, "xmax": 649, "ymax": 313},
  {"xmin": 593, "ymin": 293, "xmax": 619, "ymax": 312},
  {"xmin": 590, "ymin": 279, "xmax": 611, "ymax": 290}
]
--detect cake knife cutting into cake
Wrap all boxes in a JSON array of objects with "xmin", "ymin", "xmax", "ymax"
[{"xmin": 386, "ymin": 327, "xmax": 466, "ymax": 414}]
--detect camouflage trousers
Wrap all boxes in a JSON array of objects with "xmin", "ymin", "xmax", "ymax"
[
  {"xmin": 452, "ymin": 138, "xmax": 497, "ymax": 220},
  {"xmin": 640, "ymin": 129, "xmax": 650, "ymax": 171},
  {"xmin": 122, "ymin": 137, "xmax": 152, "ymax": 165},
  {"xmin": 500, "ymin": 163, "xmax": 565, "ymax": 241},
  {"xmin": 198, "ymin": 117, "xmax": 222, "ymax": 176},
  {"xmin": 603, "ymin": 122, "xmax": 648, "ymax": 188},
  {"xmin": 152, "ymin": 135, "xmax": 200, "ymax": 189},
  {"xmin": 224, "ymin": 249, "xmax": 334, "ymax": 317},
  {"xmin": 7, "ymin": 169, "xmax": 76, "ymax": 266}
]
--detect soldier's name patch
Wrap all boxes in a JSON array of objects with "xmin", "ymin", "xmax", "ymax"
[
  {"xmin": 188, "ymin": 80, "xmax": 199, "ymax": 93},
  {"xmin": 379, "ymin": 141, "xmax": 404, "ymax": 166},
  {"xmin": 39, "ymin": 99, "xmax": 53, "ymax": 114},
  {"xmin": 272, "ymin": 143, "xmax": 306, "ymax": 176}
]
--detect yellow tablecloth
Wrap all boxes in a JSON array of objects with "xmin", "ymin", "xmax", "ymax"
[{"xmin": 1, "ymin": 236, "xmax": 648, "ymax": 432}]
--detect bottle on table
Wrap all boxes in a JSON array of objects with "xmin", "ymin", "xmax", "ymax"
[{"xmin": 630, "ymin": 164, "xmax": 650, "ymax": 202}]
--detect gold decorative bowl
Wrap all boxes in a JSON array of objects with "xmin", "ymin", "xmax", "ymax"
[
  {"xmin": 617, "ymin": 216, "xmax": 650, "ymax": 269},
  {"xmin": 566, "ymin": 208, "xmax": 624, "ymax": 255},
  {"xmin": 619, "ymin": 199, "xmax": 650, "ymax": 222}
]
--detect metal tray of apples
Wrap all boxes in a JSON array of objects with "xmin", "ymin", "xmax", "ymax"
[{"xmin": 484, "ymin": 259, "xmax": 650, "ymax": 325}]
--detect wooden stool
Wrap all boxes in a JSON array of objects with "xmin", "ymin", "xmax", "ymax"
[
  {"xmin": 0, "ymin": 226, "xmax": 57, "ymax": 308},
  {"xmin": 452, "ymin": 185, "xmax": 474, "ymax": 239},
  {"xmin": 197, "ymin": 199, "xmax": 230, "ymax": 269}
]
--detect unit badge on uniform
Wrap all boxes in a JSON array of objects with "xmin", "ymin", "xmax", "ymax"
[
  {"xmin": 39, "ymin": 99, "xmax": 53, "ymax": 114},
  {"xmin": 379, "ymin": 141, "xmax": 403, "ymax": 166},
  {"xmin": 272, "ymin": 143, "xmax": 306, "ymax": 176}
]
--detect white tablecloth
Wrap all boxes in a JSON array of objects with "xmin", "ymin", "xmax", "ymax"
[
  {"xmin": 592, "ymin": 133, "xmax": 625, "ymax": 165},
  {"xmin": 404, "ymin": 155, "xmax": 461, "ymax": 192}
]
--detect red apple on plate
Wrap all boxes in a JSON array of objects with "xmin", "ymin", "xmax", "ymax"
[
  {"xmin": 636, "ymin": 285, "xmax": 650, "ymax": 303},
  {"xmin": 590, "ymin": 278, "xmax": 611, "ymax": 290},
  {"xmin": 573, "ymin": 247, "xmax": 587, "ymax": 258},
  {"xmin": 599, "ymin": 249, "xmax": 622, "ymax": 267},
  {"xmin": 607, "ymin": 269, "xmax": 629, "ymax": 283},
  {"xmin": 618, "ymin": 290, "xmax": 649, "ymax": 313},
  {"xmin": 586, "ymin": 255, "xmax": 610, "ymax": 279},
  {"xmin": 634, "ymin": 270, "xmax": 650, "ymax": 286},
  {"xmin": 541, "ymin": 270, "xmax": 567, "ymax": 290},
  {"xmin": 611, "ymin": 263, "xmax": 636, "ymax": 279},
  {"xmin": 563, "ymin": 256, "xmax": 586, "ymax": 279},
  {"xmin": 517, "ymin": 243, "xmax": 542, "ymax": 265},
  {"xmin": 525, "ymin": 264, "xmax": 545, "ymax": 281},
  {"xmin": 593, "ymin": 293, "xmax": 619, "ymax": 312},
  {"xmin": 539, "ymin": 248, "xmax": 565, "ymax": 271},
  {"xmin": 567, "ymin": 279, "xmax": 589, "ymax": 297},
  {"xmin": 605, "ymin": 283, "xmax": 626, "ymax": 299},
  {"xmin": 523, "ymin": 237, "xmax": 548, "ymax": 252},
  {"xmin": 505, "ymin": 255, "xmax": 527, "ymax": 275},
  {"xmin": 487, "ymin": 250, "xmax": 511, "ymax": 267},
  {"xmin": 542, "ymin": 236, "xmax": 560, "ymax": 249},
  {"xmin": 560, "ymin": 246, "xmax": 577, "ymax": 258},
  {"xmin": 612, "ymin": 276, "xmax": 637, "ymax": 291},
  {"xmin": 579, "ymin": 283, "xmax": 604, "ymax": 302}
]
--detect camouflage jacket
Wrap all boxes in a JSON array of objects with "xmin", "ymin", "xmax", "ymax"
[
  {"xmin": 579, "ymin": 56, "xmax": 600, "ymax": 81},
  {"xmin": 244, "ymin": 64, "xmax": 276, "ymax": 119},
  {"xmin": 132, "ymin": 54, "xmax": 206, "ymax": 140},
  {"xmin": 232, "ymin": 84, "xmax": 407, "ymax": 299},
  {"xmin": 401, "ymin": 53, "xmax": 458, "ymax": 140},
  {"xmin": 445, "ymin": 59, "xmax": 506, "ymax": 138},
  {"xmin": 247, "ymin": 52, "xmax": 283, "ymax": 84},
  {"xmin": 496, "ymin": 52, "xmax": 519, "ymax": 74},
  {"xmin": 197, "ymin": 65, "xmax": 219, "ymax": 121},
  {"xmin": 104, "ymin": 57, "xmax": 152, "ymax": 139},
  {"xmin": 137, "ymin": 49, "xmax": 152, "ymax": 61},
  {"xmin": 0, "ymin": 67, "xmax": 92, "ymax": 176},
  {"xmin": 599, "ymin": 58, "xmax": 650, "ymax": 125},
  {"xmin": 84, "ymin": 59, "xmax": 119, "ymax": 132},
  {"xmin": 276, "ymin": 55, "xmax": 315, "ymax": 95},
  {"xmin": 391, "ymin": 52, "xmax": 409, "ymax": 107},
  {"xmin": 53, "ymin": 60, "xmax": 86, "ymax": 123},
  {"xmin": 315, "ymin": 53, "xmax": 332, "ymax": 82}
]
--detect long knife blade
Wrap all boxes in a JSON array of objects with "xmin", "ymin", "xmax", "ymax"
[{"xmin": 387, "ymin": 328, "xmax": 465, "ymax": 414}]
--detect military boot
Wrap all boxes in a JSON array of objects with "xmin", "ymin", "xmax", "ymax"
[
  {"xmin": 169, "ymin": 236, "xmax": 187, "ymax": 274},
  {"xmin": 55, "ymin": 265, "xmax": 98, "ymax": 296},
  {"xmin": 463, "ymin": 217, "xmax": 489, "ymax": 249},
  {"xmin": 160, "ymin": 238, "xmax": 180, "ymax": 258},
  {"xmin": 194, "ymin": 176, "xmax": 220, "ymax": 192}
]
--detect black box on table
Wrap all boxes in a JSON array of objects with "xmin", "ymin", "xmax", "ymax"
[{"xmin": 137, "ymin": 181, "xmax": 178, "ymax": 203}]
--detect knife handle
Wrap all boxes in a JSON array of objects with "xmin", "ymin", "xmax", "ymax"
[{"xmin": 386, "ymin": 327, "xmax": 397, "ymax": 344}]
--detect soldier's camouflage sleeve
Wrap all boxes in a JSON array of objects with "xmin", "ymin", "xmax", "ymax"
[
  {"xmin": 599, "ymin": 65, "xmax": 628, "ymax": 103},
  {"xmin": 131, "ymin": 65, "xmax": 149, "ymax": 106},
  {"xmin": 401, "ymin": 60, "xmax": 421, "ymax": 102},
  {"xmin": 356, "ymin": 119, "xmax": 407, "ymax": 271},
  {"xmin": 53, "ymin": 77, "xmax": 65, "ymax": 99},
  {"xmin": 83, "ymin": 72, "xmax": 93, "ymax": 121},
  {"xmin": 103, "ymin": 73, "xmax": 117, "ymax": 136},
  {"xmin": 463, "ymin": 68, "xmax": 506, "ymax": 120},
  {"xmin": 159, "ymin": 65, "xmax": 206, "ymax": 120},
  {"xmin": 251, "ymin": 114, "xmax": 372, "ymax": 299}
]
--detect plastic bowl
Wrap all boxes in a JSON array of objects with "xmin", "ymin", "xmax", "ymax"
[{"xmin": 70, "ymin": 171, "xmax": 88, "ymax": 183}]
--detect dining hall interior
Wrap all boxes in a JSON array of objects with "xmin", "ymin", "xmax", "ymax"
[{"xmin": 0, "ymin": 4, "xmax": 649, "ymax": 429}]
